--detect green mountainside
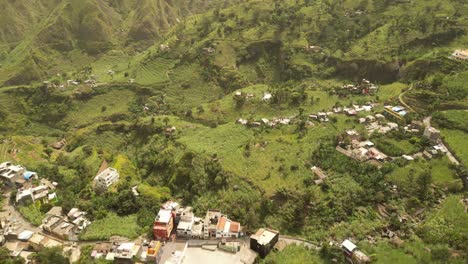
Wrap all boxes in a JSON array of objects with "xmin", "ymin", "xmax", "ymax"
[
  {"xmin": 0, "ymin": 0, "xmax": 467, "ymax": 263},
  {"xmin": 0, "ymin": 0, "xmax": 239, "ymax": 85}
]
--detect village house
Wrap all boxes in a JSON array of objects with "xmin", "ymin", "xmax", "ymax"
[
  {"xmin": 202, "ymin": 209, "xmax": 241, "ymax": 239},
  {"xmin": 384, "ymin": 105, "xmax": 407, "ymax": 120},
  {"xmin": 203, "ymin": 210, "xmax": 222, "ymax": 239},
  {"xmin": 237, "ymin": 118, "xmax": 249, "ymax": 125},
  {"xmin": 93, "ymin": 167, "xmax": 119, "ymax": 192},
  {"xmin": 176, "ymin": 207, "xmax": 195, "ymax": 238},
  {"xmin": 215, "ymin": 215, "xmax": 241, "ymax": 238},
  {"xmin": 153, "ymin": 209, "xmax": 175, "ymax": 241},
  {"xmin": 91, "ymin": 242, "xmax": 114, "ymax": 259},
  {"xmin": 160, "ymin": 44, "xmax": 170, "ymax": 51},
  {"xmin": 114, "ymin": 242, "xmax": 143, "ymax": 264},
  {"xmin": 344, "ymin": 108, "xmax": 357, "ymax": 116},
  {"xmin": 15, "ymin": 181, "xmax": 57, "ymax": 205},
  {"xmin": 250, "ymin": 228, "xmax": 279, "ymax": 258},
  {"xmin": 29, "ymin": 233, "xmax": 63, "ymax": 251},
  {"xmin": 333, "ymin": 107, "xmax": 343, "ymax": 113},
  {"xmin": 262, "ymin": 92, "xmax": 272, "ymax": 102},
  {"xmin": 341, "ymin": 79, "xmax": 378, "ymax": 95},
  {"xmin": 311, "ymin": 166, "xmax": 328, "ymax": 185},
  {"xmin": 41, "ymin": 207, "xmax": 90, "ymax": 241},
  {"xmin": 0, "ymin": 162, "xmax": 26, "ymax": 186},
  {"xmin": 366, "ymin": 115, "xmax": 376, "ymax": 123},
  {"xmin": 345, "ymin": 129, "xmax": 361, "ymax": 140},
  {"xmin": 305, "ymin": 45, "xmax": 321, "ymax": 53},
  {"xmin": 144, "ymin": 241, "xmax": 162, "ymax": 263},
  {"xmin": 341, "ymin": 239, "xmax": 370, "ymax": 264},
  {"xmin": 450, "ymin": 49, "xmax": 468, "ymax": 61},
  {"xmin": 424, "ymin": 127, "xmax": 440, "ymax": 142},
  {"xmin": 402, "ymin": 155, "xmax": 414, "ymax": 161},
  {"xmin": 375, "ymin": 113, "xmax": 385, "ymax": 120}
]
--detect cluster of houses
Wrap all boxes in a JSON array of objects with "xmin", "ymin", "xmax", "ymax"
[
  {"xmin": 90, "ymin": 239, "xmax": 165, "ymax": 263},
  {"xmin": 15, "ymin": 178, "xmax": 58, "ymax": 205},
  {"xmin": 153, "ymin": 201, "xmax": 242, "ymax": 241},
  {"xmin": 333, "ymin": 103, "xmax": 375, "ymax": 116},
  {"xmin": 1, "ymin": 162, "xmax": 58, "ymax": 206},
  {"xmin": 338, "ymin": 79, "xmax": 379, "ymax": 96},
  {"xmin": 236, "ymin": 116, "xmax": 294, "ymax": 128},
  {"xmin": 234, "ymin": 91, "xmax": 257, "ymax": 101},
  {"xmin": 338, "ymin": 131, "xmax": 389, "ymax": 163},
  {"xmin": 41, "ymin": 207, "xmax": 91, "ymax": 241},
  {"xmin": 309, "ymin": 112, "xmax": 331, "ymax": 122},
  {"xmin": 1, "ymin": 218, "xmax": 82, "ymax": 263},
  {"xmin": 1, "ymin": 162, "xmax": 34, "ymax": 188},
  {"xmin": 360, "ymin": 114, "xmax": 400, "ymax": 135}
]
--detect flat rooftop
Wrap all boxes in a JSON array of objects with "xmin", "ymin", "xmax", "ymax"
[
  {"xmin": 251, "ymin": 228, "xmax": 279, "ymax": 245},
  {"xmin": 182, "ymin": 247, "xmax": 243, "ymax": 264}
]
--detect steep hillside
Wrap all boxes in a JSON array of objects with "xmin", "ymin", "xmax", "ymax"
[
  {"xmin": 0, "ymin": 0, "xmax": 61, "ymax": 47},
  {"xmin": 0, "ymin": 0, "xmax": 240, "ymax": 85},
  {"xmin": 116, "ymin": 0, "xmax": 467, "ymax": 110}
]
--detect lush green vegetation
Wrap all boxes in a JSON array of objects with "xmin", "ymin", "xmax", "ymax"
[
  {"xmin": 262, "ymin": 245, "xmax": 325, "ymax": 264},
  {"xmin": 79, "ymin": 213, "xmax": 142, "ymax": 241},
  {"xmin": 0, "ymin": 0, "xmax": 467, "ymax": 263},
  {"xmin": 18, "ymin": 202, "xmax": 45, "ymax": 226}
]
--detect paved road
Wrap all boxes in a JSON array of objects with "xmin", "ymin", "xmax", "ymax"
[
  {"xmin": 0, "ymin": 191, "xmax": 40, "ymax": 234},
  {"xmin": 279, "ymin": 236, "xmax": 320, "ymax": 250},
  {"xmin": 399, "ymin": 84, "xmax": 416, "ymax": 112}
]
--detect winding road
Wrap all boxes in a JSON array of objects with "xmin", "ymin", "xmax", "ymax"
[
  {"xmin": 398, "ymin": 84, "xmax": 416, "ymax": 112},
  {"xmin": 0, "ymin": 191, "xmax": 40, "ymax": 234}
]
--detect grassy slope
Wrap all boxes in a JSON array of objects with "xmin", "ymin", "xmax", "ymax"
[
  {"xmin": 79, "ymin": 213, "xmax": 142, "ymax": 240},
  {"xmin": 64, "ymin": 89, "xmax": 136, "ymax": 127}
]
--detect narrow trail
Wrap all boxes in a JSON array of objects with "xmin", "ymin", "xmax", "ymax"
[{"xmin": 398, "ymin": 84, "xmax": 416, "ymax": 112}]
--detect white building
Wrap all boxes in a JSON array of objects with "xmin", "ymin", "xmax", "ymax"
[
  {"xmin": 93, "ymin": 167, "xmax": 119, "ymax": 192},
  {"xmin": 176, "ymin": 208, "xmax": 194, "ymax": 237},
  {"xmin": 0, "ymin": 162, "xmax": 25, "ymax": 185},
  {"xmin": 451, "ymin": 49, "xmax": 468, "ymax": 61},
  {"xmin": 215, "ymin": 216, "xmax": 241, "ymax": 238}
]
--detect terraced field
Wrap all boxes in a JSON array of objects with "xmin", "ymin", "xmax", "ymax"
[{"xmin": 132, "ymin": 58, "xmax": 177, "ymax": 85}]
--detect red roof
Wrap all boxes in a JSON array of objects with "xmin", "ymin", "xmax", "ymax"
[
  {"xmin": 216, "ymin": 217, "xmax": 227, "ymax": 231},
  {"xmin": 229, "ymin": 222, "xmax": 240, "ymax": 233}
]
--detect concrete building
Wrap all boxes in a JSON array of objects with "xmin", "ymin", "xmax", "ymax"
[
  {"xmin": 204, "ymin": 210, "xmax": 222, "ymax": 239},
  {"xmin": 41, "ymin": 207, "xmax": 90, "ymax": 241},
  {"xmin": 451, "ymin": 49, "xmax": 468, "ymax": 61},
  {"xmin": 215, "ymin": 216, "xmax": 241, "ymax": 238},
  {"xmin": 341, "ymin": 239, "xmax": 370, "ymax": 264},
  {"xmin": 29, "ymin": 233, "xmax": 63, "ymax": 251},
  {"xmin": 91, "ymin": 242, "xmax": 114, "ymax": 259},
  {"xmin": 153, "ymin": 209, "xmax": 174, "ymax": 241},
  {"xmin": 250, "ymin": 228, "xmax": 279, "ymax": 258},
  {"xmin": 93, "ymin": 167, "xmax": 119, "ymax": 192},
  {"xmin": 144, "ymin": 241, "xmax": 162, "ymax": 263},
  {"xmin": 176, "ymin": 208, "xmax": 195, "ymax": 238},
  {"xmin": 16, "ymin": 183, "xmax": 57, "ymax": 205},
  {"xmin": 114, "ymin": 242, "xmax": 142, "ymax": 264},
  {"xmin": 0, "ymin": 162, "xmax": 25, "ymax": 186},
  {"xmin": 424, "ymin": 127, "xmax": 441, "ymax": 142}
]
